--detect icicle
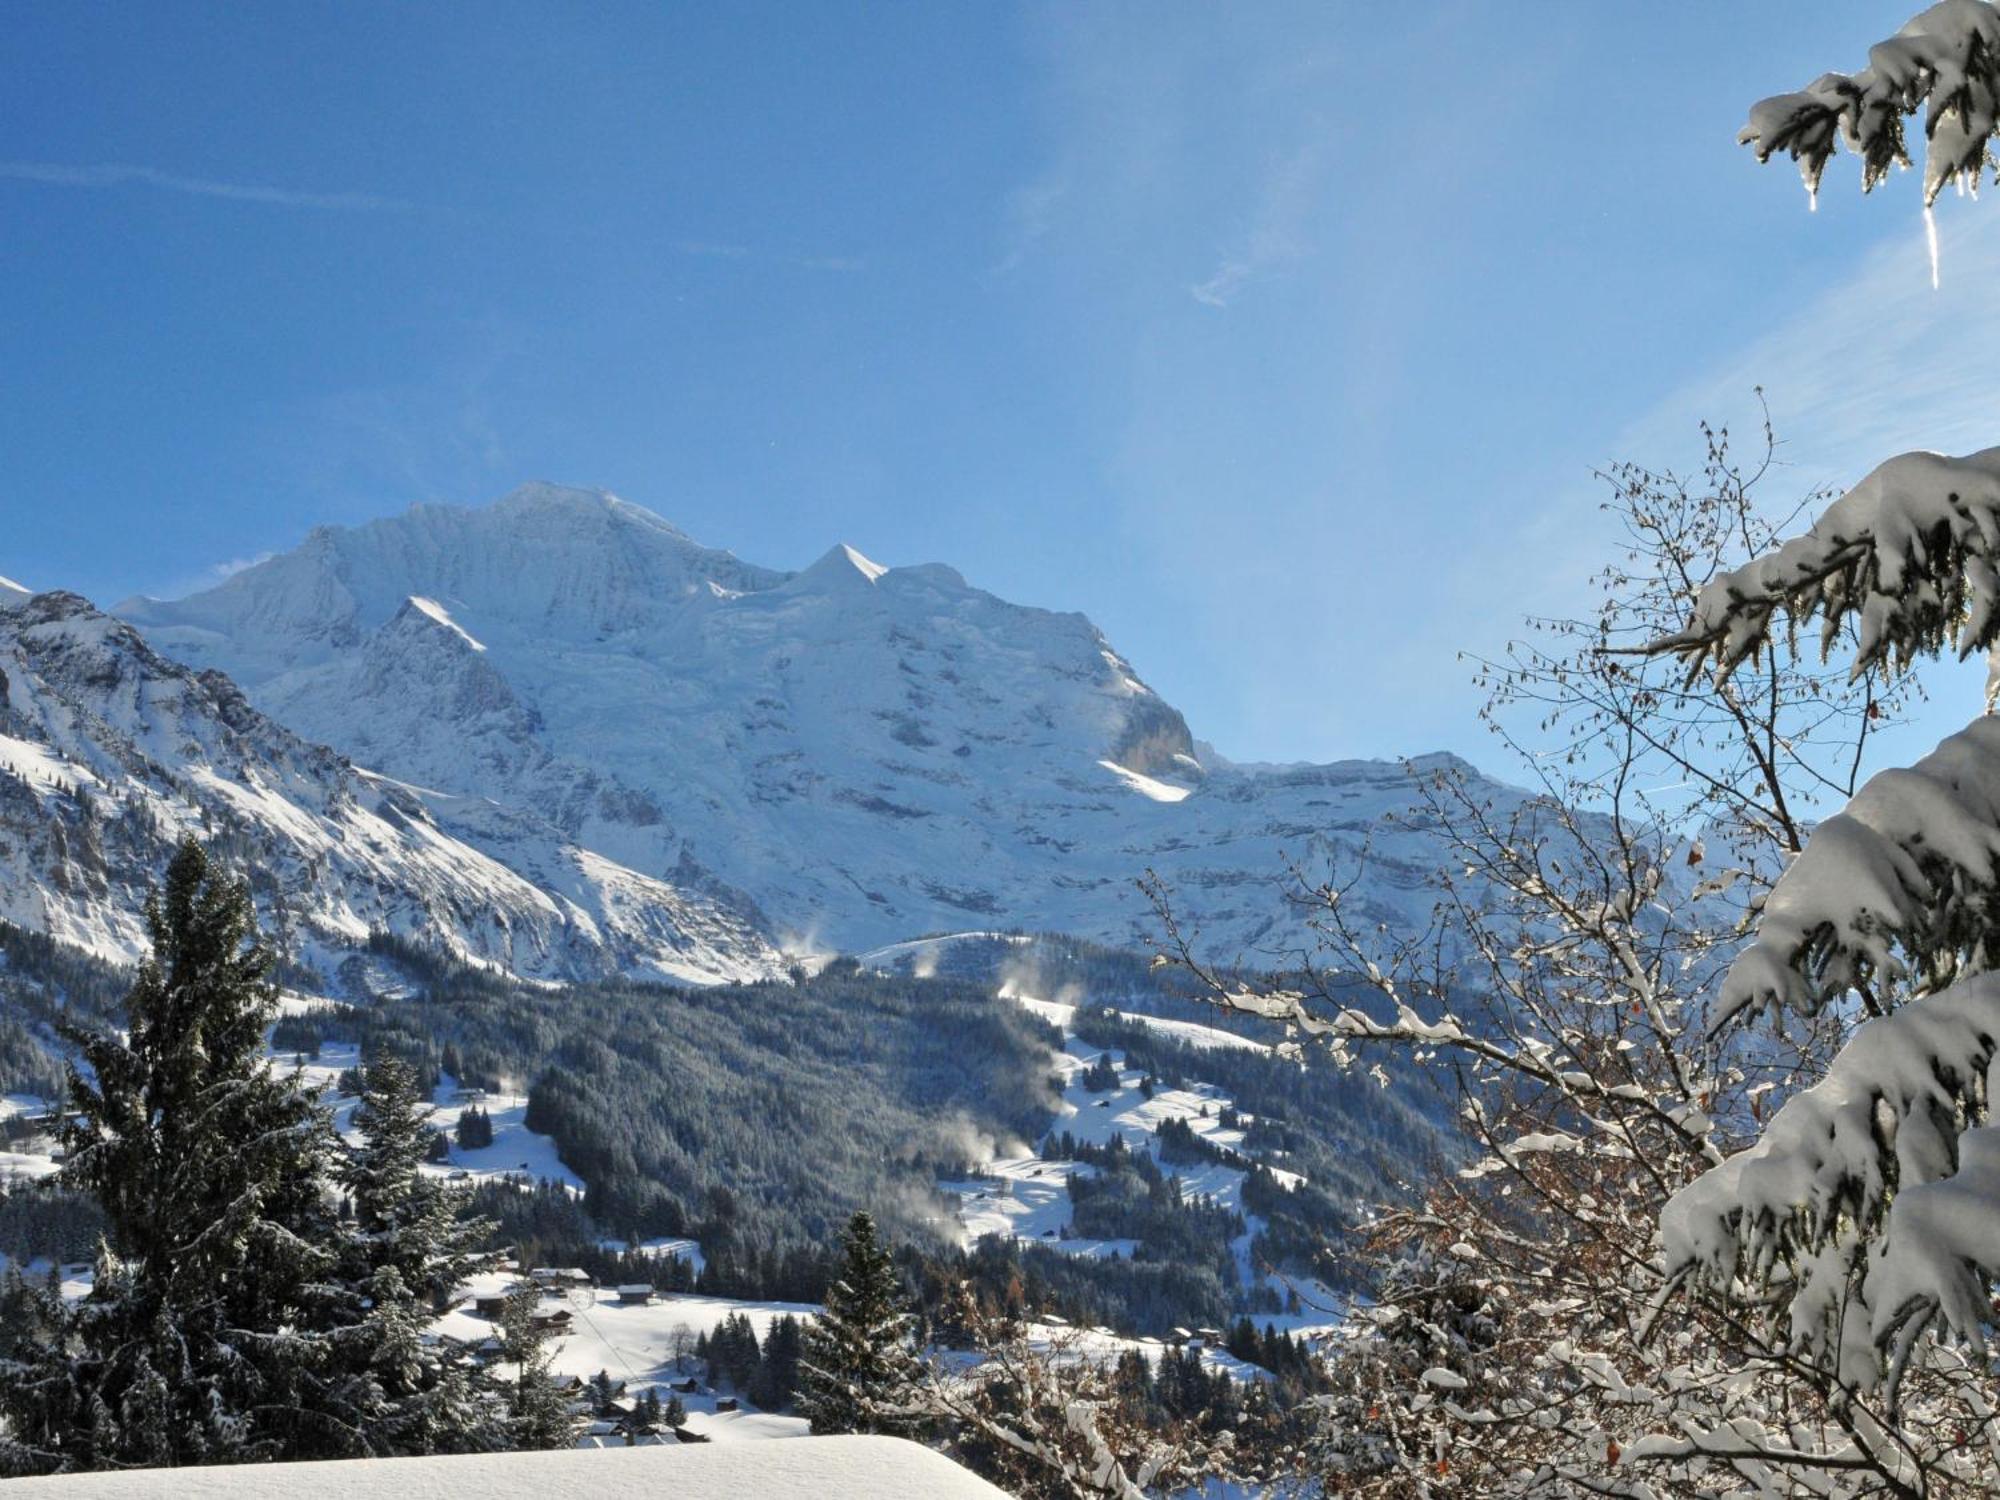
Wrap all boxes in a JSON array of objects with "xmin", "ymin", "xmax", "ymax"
[{"xmin": 1926, "ymin": 204, "xmax": 1941, "ymax": 290}]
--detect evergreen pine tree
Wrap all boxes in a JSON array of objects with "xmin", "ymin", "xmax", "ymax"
[
  {"xmin": 797, "ymin": 1211, "xmax": 918, "ymax": 1435},
  {"xmin": 1652, "ymin": 15, "xmax": 2000, "ymax": 1478},
  {"xmin": 454, "ymin": 1106, "xmax": 493, "ymax": 1151},
  {"xmin": 495, "ymin": 1289, "xmax": 579, "ymax": 1450},
  {"xmin": 707, "ymin": 1311, "xmax": 760, "ymax": 1390},
  {"xmin": 0, "ymin": 839, "xmax": 345, "ymax": 1472},
  {"xmin": 748, "ymin": 1313, "xmax": 803, "ymax": 1410},
  {"xmin": 0, "ymin": 1266, "xmax": 61, "ymax": 1386},
  {"xmin": 589, "ymin": 1369, "xmax": 618, "ymax": 1417},
  {"xmin": 327, "ymin": 1055, "xmax": 509, "ymax": 1454}
]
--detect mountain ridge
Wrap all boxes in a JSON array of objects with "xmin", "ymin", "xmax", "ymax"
[
  {"xmin": 0, "ymin": 585, "xmax": 780, "ymax": 987},
  {"xmin": 111, "ymin": 483, "xmax": 1512, "ymax": 960}
]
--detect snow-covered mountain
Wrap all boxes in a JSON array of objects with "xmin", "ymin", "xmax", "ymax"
[
  {"xmin": 0, "ymin": 586, "xmax": 779, "ymax": 985},
  {"xmin": 114, "ymin": 484, "xmax": 1501, "ymax": 960}
]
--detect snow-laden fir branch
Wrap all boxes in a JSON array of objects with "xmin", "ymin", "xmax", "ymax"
[
  {"xmin": 1717, "ymin": 714, "xmax": 2000, "ymax": 1025},
  {"xmin": 1664, "ymin": 973, "xmax": 2000, "ymax": 1392},
  {"xmin": 1741, "ymin": 0, "xmax": 2000, "ymax": 206},
  {"xmin": 1653, "ymin": 447, "xmax": 2000, "ymax": 685}
]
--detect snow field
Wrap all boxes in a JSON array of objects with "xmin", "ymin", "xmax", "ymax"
[
  {"xmin": 284, "ymin": 1043, "xmax": 588, "ymax": 1197},
  {"xmin": 0, "ymin": 734, "xmax": 100, "ymax": 796},
  {"xmin": 0, "ymin": 1434, "xmax": 1008, "ymax": 1498},
  {"xmin": 0, "ymin": 1092, "xmax": 58, "ymax": 1185}
]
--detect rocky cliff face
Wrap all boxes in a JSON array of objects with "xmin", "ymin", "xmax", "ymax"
[{"xmin": 0, "ymin": 587, "xmax": 780, "ymax": 986}]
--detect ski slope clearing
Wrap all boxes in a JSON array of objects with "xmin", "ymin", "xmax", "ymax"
[
  {"xmin": 1, "ymin": 1092, "xmax": 57, "ymax": 1184},
  {"xmin": 941, "ymin": 1154, "xmax": 1134, "ymax": 1257},
  {"xmin": 942, "ymin": 988, "xmax": 1345, "ymax": 1340},
  {"xmin": 435, "ymin": 1290, "xmax": 820, "ymax": 1444},
  {"xmin": 286, "ymin": 1041, "xmax": 588, "ymax": 1196},
  {"xmin": 943, "ymin": 998, "xmax": 1295, "ymax": 1252},
  {"xmin": 1027, "ymin": 1318, "xmax": 1270, "ymax": 1387},
  {"xmin": 0, "ymin": 1435, "xmax": 1008, "ymax": 1499},
  {"xmin": 853, "ymin": 931, "xmax": 1031, "ymax": 979},
  {"xmin": 995, "ymin": 982, "xmax": 1269, "ymax": 1055},
  {"xmin": 598, "ymin": 1235, "xmax": 707, "ymax": 1276}
]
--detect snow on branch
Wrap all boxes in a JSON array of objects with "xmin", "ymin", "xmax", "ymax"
[
  {"xmin": 1717, "ymin": 714, "xmax": 2000, "ymax": 1024},
  {"xmin": 1741, "ymin": 0, "xmax": 2000, "ymax": 205},
  {"xmin": 1869, "ymin": 1123, "xmax": 2000, "ymax": 1357},
  {"xmin": 1662, "ymin": 973, "xmax": 2000, "ymax": 1386},
  {"xmin": 1652, "ymin": 447, "xmax": 2000, "ymax": 683}
]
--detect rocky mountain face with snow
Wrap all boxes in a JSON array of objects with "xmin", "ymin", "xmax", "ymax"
[
  {"xmin": 0, "ymin": 583, "xmax": 778, "ymax": 987},
  {"xmin": 101, "ymin": 484, "xmax": 1502, "ymax": 968}
]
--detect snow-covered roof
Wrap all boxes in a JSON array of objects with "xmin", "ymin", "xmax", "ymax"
[{"xmin": 1, "ymin": 1436, "xmax": 1008, "ymax": 1499}]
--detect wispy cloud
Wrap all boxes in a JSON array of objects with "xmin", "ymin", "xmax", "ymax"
[
  {"xmin": 204, "ymin": 553, "xmax": 274, "ymax": 583},
  {"xmin": 1612, "ymin": 207, "xmax": 2000, "ymax": 495},
  {"xmin": 150, "ymin": 551, "xmax": 275, "ymax": 602},
  {"xmin": 1187, "ymin": 262, "xmax": 1254, "ymax": 310},
  {"xmin": 989, "ymin": 172, "xmax": 1069, "ymax": 277},
  {"xmin": 674, "ymin": 239, "xmax": 865, "ymax": 273},
  {"xmin": 0, "ymin": 160, "xmax": 403, "ymax": 211},
  {"xmin": 1189, "ymin": 142, "xmax": 1323, "ymax": 309}
]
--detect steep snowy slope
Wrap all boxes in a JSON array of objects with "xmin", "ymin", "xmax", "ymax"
[
  {"xmin": 0, "ymin": 588, "xmax": 779, "ymax": 985},
  {"xmin": 121, "ymin": 485, "xmax": 1505, "ymax": 957}
]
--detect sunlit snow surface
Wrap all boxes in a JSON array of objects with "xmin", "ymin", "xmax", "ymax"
[
  {"xmin": 405, "ymin": 595, "xmax": 486, "ymax": 651},
  {"xmin": 1096, "ymin": 758, "xmax": 1193, "ymax": 803},
  {"xmin": 0, "ymin": 1436, "xmax": 1009, "ymax": 1499},
  {"xmin": 0, "ymin": 734, "xmax": 100, "ymax": 795},
  {"xmin": 0, "ymin": 1092, "xmax": 57, "ymax": 1185}
]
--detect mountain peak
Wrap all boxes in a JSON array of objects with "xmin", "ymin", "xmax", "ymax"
[
  {"xmin": 794, "ymin": 542, "xmax": 889, "ymax": 590},
  {"xmin": 391, "ymin": 595, "xmax": 486, "ymax": 652},
  {"xmin": 92, "ymin": 483, "xmax": 1498, "ymax": 960},
  {"xmin": 491, "ymin": 480, "xmax": 619, "ymax": 512},
  {"xmin": 487, "ymin": 482, "xmax": 697, "ymax": 541}
]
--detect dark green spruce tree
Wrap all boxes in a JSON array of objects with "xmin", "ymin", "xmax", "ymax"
[
  {"xmin": 0, "ymin": 840, "xmax": 343, "ymax": 1472},
  {"xmin": 0, "ymin": 843, "xmax": 587, "ymax": 1471},
  {"xmin": 495, "ymin": 1288, "xmax": 579, "ymax": 1450},
  {"xmin": 328, "ymin": 1056, "xmax": 511, "ymax": 1454},
  {"xmin": 797, "ymin": 1211, "xmax": 918, "ymax": 1435},
  {"xmin": 748, "ymin": 1313, "xmax": 804, "ymax": 1410}
]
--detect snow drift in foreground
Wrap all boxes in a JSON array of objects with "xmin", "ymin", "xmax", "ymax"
[{"xmin": 0, "ymin": 1435, "xmax": 1007, "ymax": 1500}]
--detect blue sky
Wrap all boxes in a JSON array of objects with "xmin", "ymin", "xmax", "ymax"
[{"xmin": 4, "ymin": 3, "xmax": 1995, "ymax": 766}]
